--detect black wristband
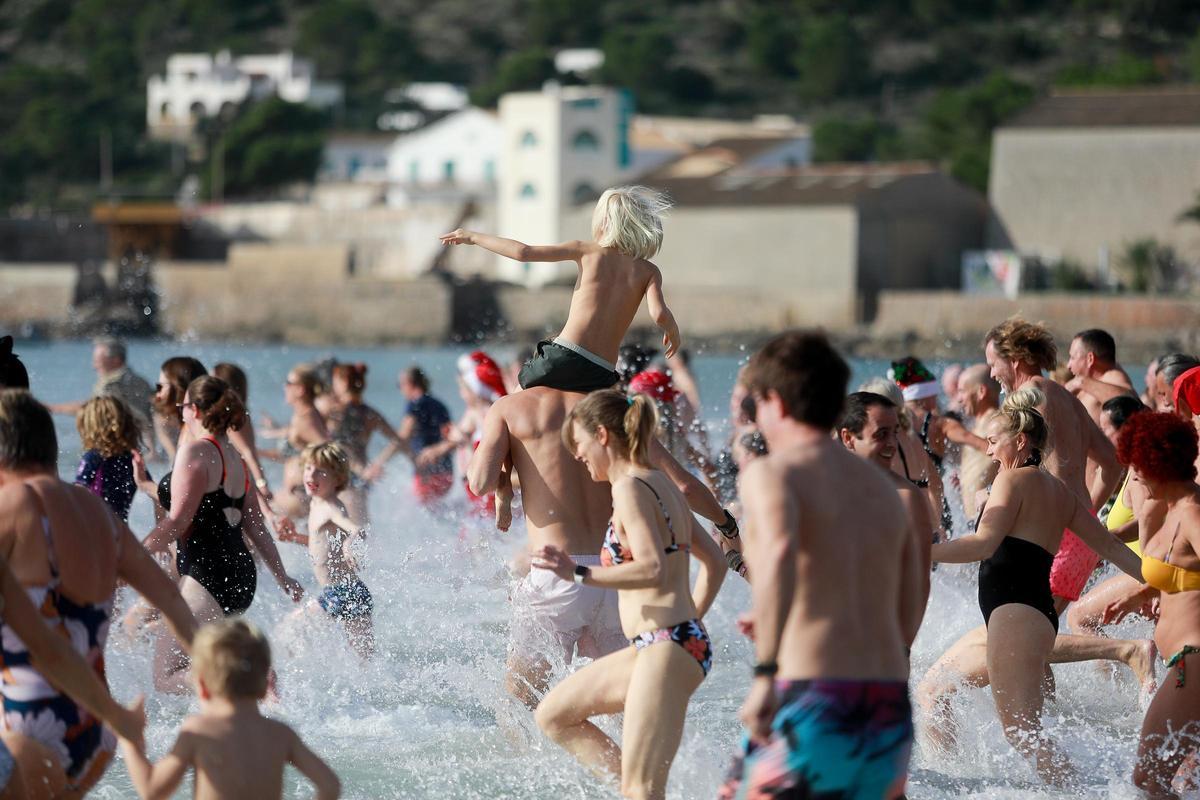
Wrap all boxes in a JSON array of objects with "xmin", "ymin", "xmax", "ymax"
[
  {"xmin": 753, "ymin": 661, "xmax": 778, "ymax": 678},
  {"xmin": 716, "ymin": 509, "xmax": 740, "ymax": 539},
  {"xmin": 573, "ymin": 564, "xmax": 591, "ymax": 585},
  {"xmin": 725, "ymin": 549, "xmax": 746, "ymax": 575}
]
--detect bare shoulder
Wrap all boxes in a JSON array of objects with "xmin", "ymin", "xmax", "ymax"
[
  {"xmin": 0, "ymin": 481, "xmax": 38, "ymax": 514},
  {"xmin": 1101, "ymin": 367, "xmax": 1134, "ymax": 388}
]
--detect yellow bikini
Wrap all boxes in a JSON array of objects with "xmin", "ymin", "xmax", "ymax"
[
  {"xmin": 1141, "ymin": 522, "xmax": 1200, "ymax": 594},
  {"xmin": 1107, "ymin": 472, "xmax": 1139, "ymax": 556}
]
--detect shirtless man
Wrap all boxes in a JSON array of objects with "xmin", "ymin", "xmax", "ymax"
[
  {"xmin": 1065, "ymin": 329, "xmax": 1135, "ymax": 421},
  {"xmin": 468, "ymin": 388, "xmax": 734, "ymax": 709},
  {"xmin": 955, "ymin": 365, "xmax": 1002, "ymax": 521},
  {"xmin": 837, "ymin": 391, "xmax": 933, "ymax": 645},
  {"xmin": 721, "ymin": 331, "xmax": 920, "ymax": 800},
  {"xmin": 986, "ymin": 318, "xmax": 1123, "ymax": 605}
]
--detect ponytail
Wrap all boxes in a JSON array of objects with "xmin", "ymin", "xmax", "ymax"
[
  {"xmin": 562, "ymin": 389, "xmax": 659, "ymax": 466},
  {"xmin": 187, "ymin": 375, "xmax": 247, "ymax": 434},
  {"xmin": 623, "ymin": 393, "xmax": 657, "ymax": 466}
]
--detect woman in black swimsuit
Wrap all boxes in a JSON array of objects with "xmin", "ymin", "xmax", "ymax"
[
  {"xmin": 143, "ymin": 376, "xmax": 304, "ymax": 694},
  {"xmin": 929, "ymin": 387, "xmax": 1142, "ymax": 786}
]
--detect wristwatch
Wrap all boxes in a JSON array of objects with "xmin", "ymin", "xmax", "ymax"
[
  {"xmin": 716, "ymin": 509, "xmax": 740, "ymax": 539},
  {"xmin": 573, "ymin": 564, "xmax": 591, "ymax": 585}
]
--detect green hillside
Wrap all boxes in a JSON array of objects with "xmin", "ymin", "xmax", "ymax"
[{"xmin": 1, "ymin": 0, "xmax": 1198, "ymax": 207}]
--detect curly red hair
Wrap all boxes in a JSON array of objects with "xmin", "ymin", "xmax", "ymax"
[{"xmin": 1117, "ymin": 411, "xmax": 1198, "ymax": 484}]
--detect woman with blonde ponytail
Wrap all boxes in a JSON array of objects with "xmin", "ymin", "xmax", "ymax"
[
  {"xmin": 928, "ymin": 386, "xmax": 1143, "ymax": 786},
  {"xmin": 532, "ymin": 388, "xmax": 727, "ymax": 800}
]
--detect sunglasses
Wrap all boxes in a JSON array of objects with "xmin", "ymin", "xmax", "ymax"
[
  {"xmin": 176, "ymin": 401, "xmax": 195, "ymax": 410},
  {"xmin": 155, "ymin": 383, "xmax": 164, "ymax": 392}
]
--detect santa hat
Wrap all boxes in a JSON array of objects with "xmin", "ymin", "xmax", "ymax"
[
  {"xmin": 457, "ymin": 350, "xmax": 507, "ymax": 402},
  {"xmin": 888, "ymin": 357, "xmax": 940, "ymax": 402},
  {"xmin": 1173, "ymin": 365, "xmax": 1200, "ymax": 417},
  {"xmin": 629, "ymin": 369, "xmax": 679, "ymax": 403}
]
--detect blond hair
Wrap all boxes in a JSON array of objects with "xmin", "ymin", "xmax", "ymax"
[
  {"xmin": 999, "ymin": 386, "xmax": 1050, "ymax": 458},
  {"xmin": 301, "ymin": 441, "xmax": 351, "ymax": 490},
  {"xmin": 859, "ymin": 377, "xmax": 911, "ymax": 432},
  {"xmin": 192, "ymin": 619, "xmax": 271, "ymax": 699},
  {"xmin": 77, "ymin": 396, "xmax": 142, "ymax": 458},
  {"xmin": 562, "ymin": 389, "xmax": 658, "ymax": 467},
  {"xmin": 591, "ymin": 186, "xmax": 671, "ymax": 260}
]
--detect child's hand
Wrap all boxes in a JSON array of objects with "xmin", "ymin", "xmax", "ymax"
[
  {"xmin": 439, "ymin": 228, "xmax": 475, "ymax": 246},
  {"xmin": 661, "ymin": 321, "xmax": 681, "ymax": 358},
  {"xmin": 274, "ymin": 515, "xmax": 299, "ymax": 541}
]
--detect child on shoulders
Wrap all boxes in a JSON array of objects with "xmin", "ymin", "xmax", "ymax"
[{"xmin": 440, "ymin": 186, "xmax": 680, "ymax": 394}]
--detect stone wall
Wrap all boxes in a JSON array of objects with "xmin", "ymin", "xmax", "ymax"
[
  {"xmin": 873, "ymin": 290, "xmax": 1200, "ymax": 352},
  {"xmin": 0, "ymin": 263, "xmax": 76, "ymax": 324}
]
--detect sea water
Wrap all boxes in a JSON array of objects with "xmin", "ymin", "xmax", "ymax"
[{"xmin": 15, "ymin": 340, "xmax": 1158, "ymax": 799}]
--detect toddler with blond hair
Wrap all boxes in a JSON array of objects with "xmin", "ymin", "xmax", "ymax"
[{"xmin": 440, "ymin": 185, "xmax": 680, "ymax": 393}]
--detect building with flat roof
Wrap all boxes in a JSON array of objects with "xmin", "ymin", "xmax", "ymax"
[
  {"xmin": 989, "ymin": 86, "xmax": 1200, "ymax": 275},
  {"xmin": 147, "ymin": 50, "xmax": 342, "ymax": 139}
]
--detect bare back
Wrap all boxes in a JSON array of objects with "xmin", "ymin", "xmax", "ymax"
[
  {"xmin": 559, "ymin": 249, "xmax": 658, "ymax": 363},
  {"xmin": 183, "ymin": 713, "xmax": 294, "ymax": 799},
  {"xmin": 1033, "ymin": 377, "xmax": 1095, "ymax": 501},
  {"xmin": 986, "ymin": 467, "xmax": 1083, "ymax": 556},
  {"xmin": 754, "ymin": 442, "xmax": 912, "ymax": 681},
  {"xmin": 0, "ymin": 476, "xmax": 120, "ymax": 603},
  {"xmin": 500, "ymin": 388, "xmax": 613, "ymax": 555}
]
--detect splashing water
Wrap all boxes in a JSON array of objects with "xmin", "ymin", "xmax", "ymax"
[{"xmin": 16, "ymin": 341, "xmax": 1160, "ymax": 799}]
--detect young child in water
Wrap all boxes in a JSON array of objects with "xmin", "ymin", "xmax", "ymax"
[
  {"xmin": 280, "ymin": 443, "xmax": 374, "ymax": 658},
  {"xmin": 75, "ymin": 395, "xmax": 143, "ymax": 520},
  {"xmin": 439, "ymin": 185, "xmax": 680, "ymax": 393},
  {"xmin": 118, "ymin": 619, "xmax": 341, "ymax": 800}
]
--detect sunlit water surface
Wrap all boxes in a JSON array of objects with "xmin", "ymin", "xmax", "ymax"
[{"xmin": 14, "ymin": 340, "xmax": 1158, "ymax": 798}]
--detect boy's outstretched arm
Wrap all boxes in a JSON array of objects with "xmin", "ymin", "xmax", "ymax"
[
  {"xmin": 120, "ymin": 724, "xmax": 194, "ymax": 800},
  {"xmin": 440, "ymin": 229, "xmax": 591, "ymax": 263},
  {"xmin": 290, "ymin": 729, "xmax": 342, "ymax": 800},
  {"xmin": 646, "ymin": 271, "xmax": 681, "ymax": 357}
]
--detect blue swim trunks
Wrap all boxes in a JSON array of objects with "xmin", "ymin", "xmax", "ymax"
[
  {"xmin": 719, "ymin": 679, "xmax": 912, "ymax": 800},
  {"xmin": 317, "ymin": 579, "xmax": 373, "ymax": 621}
]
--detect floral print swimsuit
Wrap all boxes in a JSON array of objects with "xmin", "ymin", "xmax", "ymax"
[
  {"xmin": 0, "ymin": 516, "xmax": 116, "ymax": 790},
  {"xmin": 601, "ymin": 476, "xmax": 713, "ymax": 677}
]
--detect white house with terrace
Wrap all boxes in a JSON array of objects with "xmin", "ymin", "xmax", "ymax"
[{"xmin": 147, "ymin": 50, "xmax": 342, "ymax": 139}]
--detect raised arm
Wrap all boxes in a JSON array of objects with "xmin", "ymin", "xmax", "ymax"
[
  {"xmin": 646, "ymin": 269, "xmax": 681, "ymax": 358},
  {"xmin": 467, "ymin": 403, "xmax": 511, "ymax": 497},
  {"xmin": 688, "ymin": 514, "xmax": 726, "ymax": 617},
  {"xmin": 439, "ymin": 229, "xmax": 592, "ymax": 263},
  {"xmin": 941, "ymin": 416, "xmax": 988, "ymax": 453},
  {"xmin": 1068, "ymin": 373, "xmax": 1135, "ymax": 405},
  {"xmin": 931, "ymin": 470, "xmax": 1019, "ymax": 563}
]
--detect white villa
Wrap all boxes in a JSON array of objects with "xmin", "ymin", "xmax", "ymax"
[{"xmin": 147, "ymin": 50, "xmax": 342, "ymax": 139}]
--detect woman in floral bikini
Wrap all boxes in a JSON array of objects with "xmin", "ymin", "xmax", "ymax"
[{"xmin": 531, "ymin": 388, "xmax": 727, "ymax": 800}]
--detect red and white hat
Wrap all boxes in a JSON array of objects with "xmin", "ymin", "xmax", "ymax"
[{"xmin": 457, "ymin": 350, "xmax": 507, "ymax": 402}]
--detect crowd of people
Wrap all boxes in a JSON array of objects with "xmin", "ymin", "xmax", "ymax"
[{"xmin": 0, "ymin": 185, "xmax": 1196, "ymax": 799}]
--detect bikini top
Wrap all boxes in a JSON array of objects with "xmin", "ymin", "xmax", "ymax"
[
  {"xmin": 1142, "ymin": 522, "xmax": 1200, "ymax": 594},
  {"xmin": 157, "ymin": 436, "xmax": 248, "ymax": 544},
  {"xmin": 600, "ymin": 476, "xmax": 689, "ymax": 566}
]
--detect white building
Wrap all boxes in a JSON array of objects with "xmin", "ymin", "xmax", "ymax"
[
  {"xmin": 384, "ymin": 108, "xmax": 501, "ymax": 203},
  {"xmin": 147, "ymin": 50, "xmax": 343, "ymax": 139},
  {"xmin": 498, "ymin": 85, "xmax": 631, "ymax": 286},
  {"xmin": 320, "ymin": 133, "xmax": 394, "ymax": 183}
]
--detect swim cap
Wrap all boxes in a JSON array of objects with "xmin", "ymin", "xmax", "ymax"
[
  {"xmin": 1173, "ymin": 365, "xmax": 1200, "ymax": 418},
  {"xmin": 629, "ymin": 369, "xmax": 679, "ymax": 403}
]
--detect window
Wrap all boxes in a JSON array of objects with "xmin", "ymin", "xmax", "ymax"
[
  {"xmin": 483, "ymin": 160, "xmax": 495, "ymax": 182},
  {"xmin": 571, "ymin": 130, "xmax": 600, "ymax": 151},
  {"xmin": 443, "ymin": 160, "xmax": 455, "ymax": 183},
  {"xmin": 519, "ymin": 130, "xmax": 538, "ymax": 148},
  {"xmin": 188, "ymin": 101, "xmax": 206, "ymax": 119},
  {"xmin": 159, "ymin": 101, "xmax": 172, "ymax": 120},
  {"xmin": 571, "ymin": 182, "xmax": 599, "ymax": 205},
  {"xmin": 409, "ymin": 160, "xmax": 419, "ymax": 183},
  {"xmin": 519, "ymin": 183, "xmax": 537, "ymax": 199}
]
